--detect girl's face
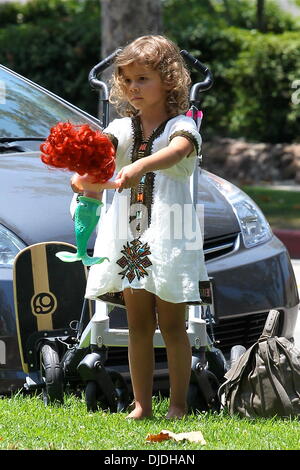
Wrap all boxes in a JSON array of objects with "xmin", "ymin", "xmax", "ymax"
[{"xmin": 120, "ymin": 62, "xmax": 169, "ymax": 115}]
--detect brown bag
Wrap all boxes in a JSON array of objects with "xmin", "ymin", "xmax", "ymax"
[{"xmin": 219, "ymin": 310, "xmax": 300, "ymax": 418}]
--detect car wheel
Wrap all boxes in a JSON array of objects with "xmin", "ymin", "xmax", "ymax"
[{"xmin": 40, "ymin": 342, "xmax": 64, "ymax": 405}]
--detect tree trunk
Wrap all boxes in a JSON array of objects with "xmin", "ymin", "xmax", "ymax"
[
  {"xmin": 256, "ymin": 0, "xmax": 266, "ymax": 32},
  {"xmin": 101, "ymin": 0, "xmax": 162, "ymax": 56},
  {"xmin": 99, "ymin": 0, "xmax": 163, "ymax": 122}
]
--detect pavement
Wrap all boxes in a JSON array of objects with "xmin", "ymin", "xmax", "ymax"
[{"xmin": 291, "ymin": 259, "xmax": 300, "ymax": 347}]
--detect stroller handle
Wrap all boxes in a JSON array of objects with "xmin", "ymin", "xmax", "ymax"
[
  {"xmin": 180, "ymin": 50, "xmax": 213, "ymax": 103},
  {"xmin": 88, "ymin": 48, "xmax": 122, "ymax": 92},
  {"xmin": 88, "ymin": 48, "xmax": 122, "ymax": 127},
  {"xmin": 88, "ymin": 48, "xmax": 213, "ymax": 126},
  {"xmin": 89, "ymin": 48, "xmax": 213, "ymax": 95}
]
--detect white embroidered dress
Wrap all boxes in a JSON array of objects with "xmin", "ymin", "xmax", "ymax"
[{"xmin": 85, "ymin": 114, "xmax": 208, "ymax": 303}]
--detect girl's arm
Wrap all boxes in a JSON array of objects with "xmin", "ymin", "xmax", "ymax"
[{"xmin": 116, "ymin": 136, "xmax": 193, "ymax": 189}]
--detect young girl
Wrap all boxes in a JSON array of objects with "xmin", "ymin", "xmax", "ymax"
[{"xmin": 72, "ymin": 35, "xmax": 208, "ymax": 419}]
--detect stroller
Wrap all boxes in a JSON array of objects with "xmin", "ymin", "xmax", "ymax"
[{"xmin": 13, "ymin": 49, "xmax": 240, "ymax": 413}]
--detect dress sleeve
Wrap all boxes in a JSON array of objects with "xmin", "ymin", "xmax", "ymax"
[
  {"xmin": 168, "ymin": 115, "xmax": 201, "ymax": 158},
  {"xmin": 102, "ymin": 117, "xmax": 133, "ymax": 171},
  {"xmin": 103, "ymin": 119, "xmax": 120, "ymax": 151},
  {"xmin": 157, "ymin": 116, "xmax": 201, "ymax": 181}
]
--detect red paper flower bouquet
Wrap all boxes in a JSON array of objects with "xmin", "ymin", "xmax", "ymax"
[{"xmin": 40, "ymin": 121, "xmax": 116, "ymax": 184}]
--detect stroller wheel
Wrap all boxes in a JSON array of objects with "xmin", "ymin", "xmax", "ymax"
[
  {"xmin": 106, "ymin": 369, "xmax": 130, "ymax": 412},
  {"xmin": 187, "ymin": 369, "xmax": 220, "ymax": 414},
  {"xmin": 40, "ymin": 342, "xmax": 64, "ymax": 405},
  {"xmin": 85, "ymin": 369, "xmax": 130, "ymax": 412},
  {"xmin": 205, "ymin": 346, "xmax": 228, "ymax": 381},
  {"xmin": 85, "ymin": 380, "xmax": 100, "ymax": 412},
  {"xmin": 85, "ymin": 370, "xmax": 130, "ymax": 413}
]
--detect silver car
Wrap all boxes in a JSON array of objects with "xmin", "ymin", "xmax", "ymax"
[{"xmin": 0, "ymin": 64, "xmax": 299, "ymax": 394}]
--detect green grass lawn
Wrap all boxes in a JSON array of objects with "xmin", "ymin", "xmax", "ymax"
[
  {"xmin": 1, "ymin": 185, "xmax": 300, "ymax": 453},
  {"xmin": 0, "ymin": 393, "xmax": 299, "ymax": 451},
  {"xmin": 241, "ymin": 186, "xmax": 300, "ymax": 230}
]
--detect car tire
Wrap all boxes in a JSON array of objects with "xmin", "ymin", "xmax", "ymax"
[{"xmin": 40, "ymin": 342, "xmax": 64, "ymax": 405}]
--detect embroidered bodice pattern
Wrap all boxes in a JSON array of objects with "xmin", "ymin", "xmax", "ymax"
[{"xmin": 116, "ymin": 116, "xmax": 170, "ymax": 283}]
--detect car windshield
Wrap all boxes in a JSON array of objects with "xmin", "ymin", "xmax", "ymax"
[{"xmin": 0, "ymin": 66, "xmax": 99, "ymax": 140}]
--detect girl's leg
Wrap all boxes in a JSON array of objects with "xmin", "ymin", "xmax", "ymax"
[
  {"xmin": 123, "ymin": 288, "xmax": 157, "ymax": 419},
  {"xmin": 156, "ymin": 297, "xmax": 191, "ymax": 419}
]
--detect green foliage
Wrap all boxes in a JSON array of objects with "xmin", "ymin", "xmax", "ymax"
[
  {"xmin": 163, "ymin": 1, "xmax": 300, "ymax": 142},
  {"xmin": 225, "ymin": 30, "xmax": 300, "ymax": 142},
  {"xmin": 0, "ymin": 2, "xmax": 21, "ymax": 26},
  {"xmin": 162, "ymin": 0, "xmax": 300, "ymax": 37},
  {"xmin": 0, "ymin": 0, "xmax": 300, "ymax": 141},
  {"xmin": 0, "ymin": 0, "xmax": 90, "ymax": 26},
  {"xmin": 0, "ymin": 0, "xmax": 101, "ymax": 116},
  {"xmin": 219, "ymin": 0, "xmax": 300, "ymax": 32}
]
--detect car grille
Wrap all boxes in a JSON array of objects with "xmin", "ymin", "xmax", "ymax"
[
  {"xmin": 203, "ymin": 233, "xmax": 239, "ymax": 261},
  {"xmin": 213, "ymin": 310, "xmax": 283, "ymax": 353},
  {"xmin": 105, "ymin": 310, "xmax": 283, "ymax": 367},
  {"xmin": 88, "ymin": 233, "xmax": 239, "ymax": 263}
]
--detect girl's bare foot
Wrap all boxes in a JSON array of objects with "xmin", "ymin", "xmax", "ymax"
[
  {"xmin": 165, "ymin": 406, "xmax": 187, "ymax": 420},
  {"xmin": 126, "ymin": 405, "xmax": 152, "ymax": 420}
]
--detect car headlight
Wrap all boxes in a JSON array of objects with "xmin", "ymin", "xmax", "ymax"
[
  {"xmin": 0, "ymin": 224, "xmax": 26, "ymax": 266},
  {"xmin": 205, "ymin": 172, "xmax": 272, "ymax": 248}
]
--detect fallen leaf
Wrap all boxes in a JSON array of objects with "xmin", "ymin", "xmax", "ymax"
[
  {"xmin": 146, "ymin": 431, "xmax": 170, "ymax": 442},
  {"xmin": 146, "ymin": 429, "xmax": 206, "ymax": 445}
]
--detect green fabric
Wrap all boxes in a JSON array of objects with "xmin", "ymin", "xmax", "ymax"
[{"xmin": 56, "ymin": 196, "xmax": 109, "ymax": 266}]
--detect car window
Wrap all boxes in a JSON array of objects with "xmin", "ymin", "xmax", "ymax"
[{"xmin": 0, "ymin": 67, "xmax": 99, "ymax": 140}]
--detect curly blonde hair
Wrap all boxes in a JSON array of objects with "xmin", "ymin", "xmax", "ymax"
[{"xmin": 109, "ymin": 35, "xmax": 191, "ymax": 117}]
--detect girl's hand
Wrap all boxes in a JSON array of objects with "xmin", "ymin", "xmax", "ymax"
[
  {"xmin": 71, "ymin": 173, "xmax": 121, "ymax": 194},
  {"xmin": 115, "ymin": 161, "xmax": 144, "ymax": 192}
]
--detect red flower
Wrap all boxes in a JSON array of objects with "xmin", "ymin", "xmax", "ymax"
[{"xmin": 40, "ymin": 122, "xmax": 116, "ymax": 183}]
